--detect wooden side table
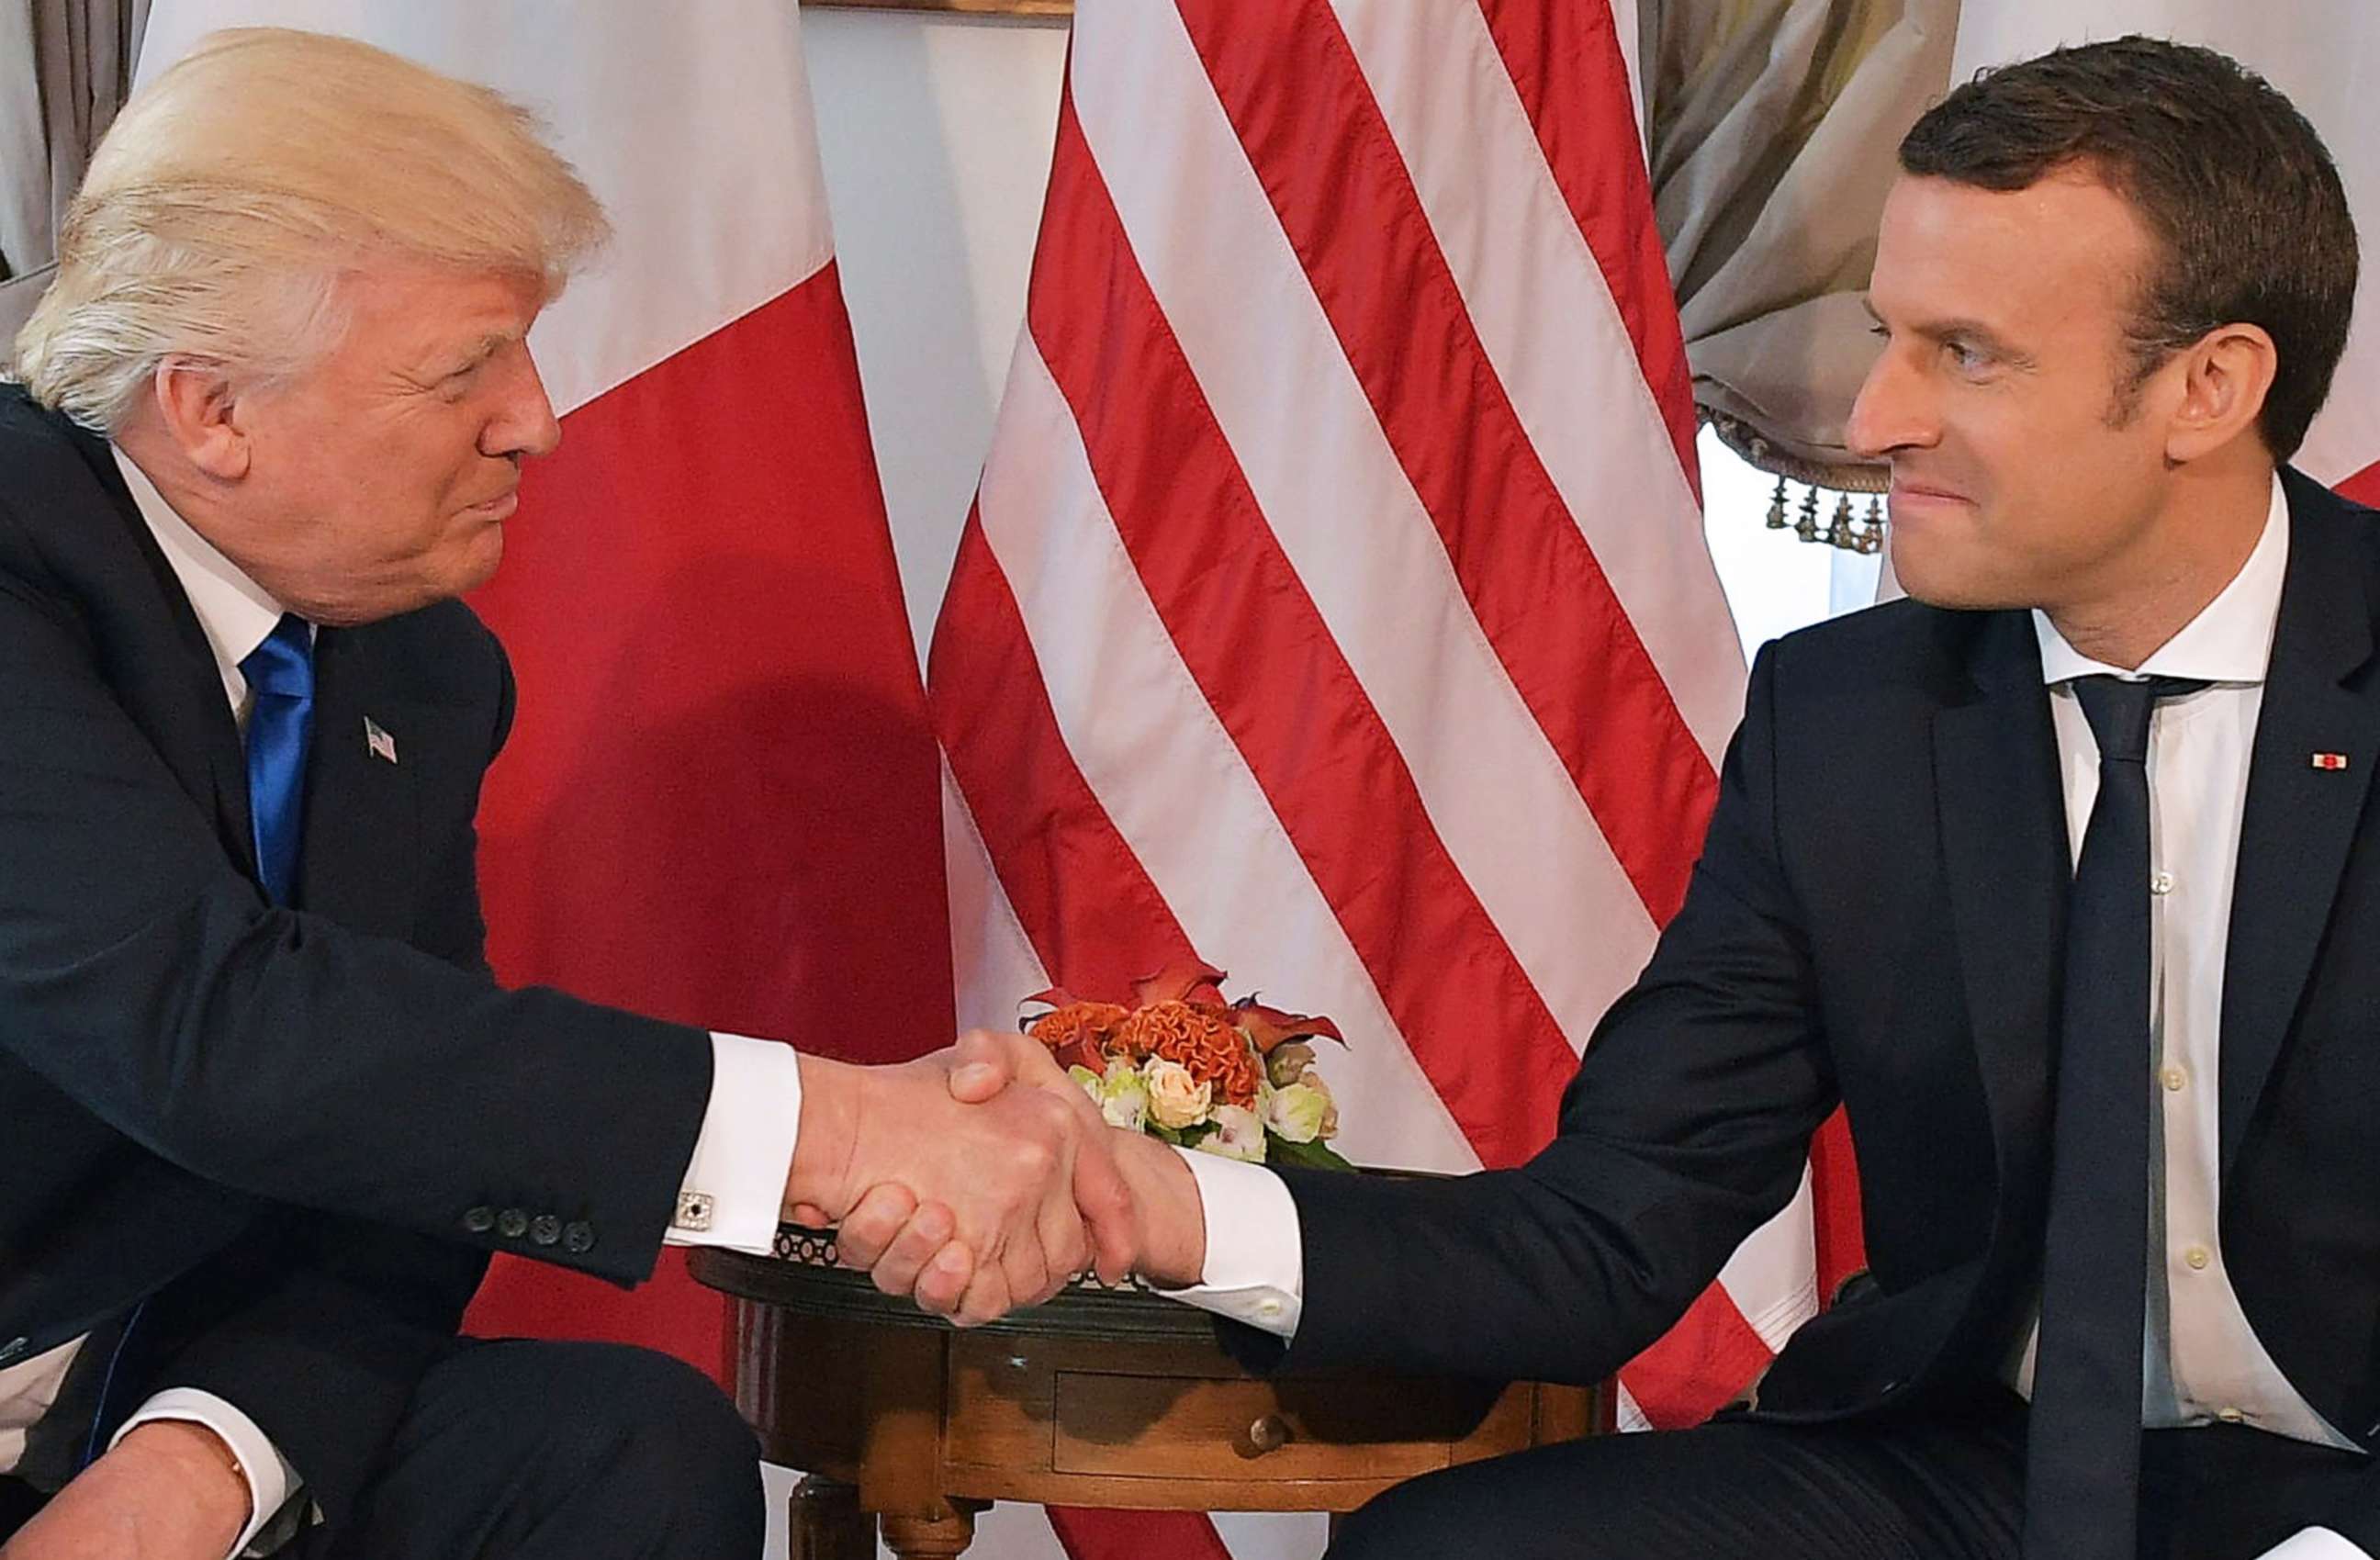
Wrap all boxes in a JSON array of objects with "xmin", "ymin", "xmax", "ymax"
[{"xmin": 691, "ymin": 1240, "xmax": 1605, "ymax": 1558}]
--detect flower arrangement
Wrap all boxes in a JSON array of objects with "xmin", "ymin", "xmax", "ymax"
[{"xmin": 1026, "ymin": 962, "xmax": 1355, "ymax": 1171}]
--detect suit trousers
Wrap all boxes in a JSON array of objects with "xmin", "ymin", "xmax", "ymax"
[
  {"xmin": 1324, "ymin": 1388, "xmax": 2375, "ymax": 1560},
  {"xmin": 0, "ymin": 1340, "xmax": 765, "ymax": 1559},
  {"xmin": 0, "ymin": 1471, "xmax": 42, "ymax": 1534}
]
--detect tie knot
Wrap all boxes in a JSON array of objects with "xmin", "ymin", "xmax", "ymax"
[
  {"xmin": 2070, "ymin": 673, "xmax": 2206, "ymax": 765},
  {"xmin": 241, "ymin": 613, "xmax": 313, "ymax": 701}
]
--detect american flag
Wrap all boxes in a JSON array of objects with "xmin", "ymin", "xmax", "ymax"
[{"xmin": 928, "ymin": 1, "xmax": 1845, "ymax": 1554}]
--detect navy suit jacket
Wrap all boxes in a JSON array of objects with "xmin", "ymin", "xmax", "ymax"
[
  {"xmin": 0, "ymin": 387, "xmax": 713, "ymax": 1526},
  {"xmin": 1243, "ymin": 467, "xmax": 2380, "ymax": 1544}
]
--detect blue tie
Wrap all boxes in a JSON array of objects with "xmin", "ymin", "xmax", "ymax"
[{"xmin": 240, "ymin": 613, "xmax": 314, "ymax": 907}]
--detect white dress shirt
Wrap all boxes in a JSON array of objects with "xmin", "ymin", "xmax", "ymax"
[
  {"xmin": 1167, "ymin": 477, "xmax": 2363, "ymax": 1557},
  {"xmin": 0, "ymin": 448, "xmax": 803, "ymax": 1557}
]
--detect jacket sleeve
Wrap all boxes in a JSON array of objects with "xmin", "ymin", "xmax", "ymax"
[
  {"xmin": 1238, "ymin": 641, "xmax": 1837, "ymax": 1385},
  {"xmin": 0, "ymin": 567, "xmax": 708, "ymax": 1285}
]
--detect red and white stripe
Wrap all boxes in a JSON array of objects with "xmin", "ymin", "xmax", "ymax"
[{"xmin": 932, "ymin": 16, "xmax": 1817, "ymax": 1559}]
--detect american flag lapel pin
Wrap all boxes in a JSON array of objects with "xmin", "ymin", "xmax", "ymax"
[
  {"xmin": 364, "ymin": 716, "xmax": 399, "ymax": 766},
  {"xmin": 2312, "ymin": 751, "xmax": 2350, "ymax": 771}
]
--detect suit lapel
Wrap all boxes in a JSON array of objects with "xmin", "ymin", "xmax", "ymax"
[
  {"xmin": 1935, "ymin": 612, "xmax": 2068, "ymax": 1188},
  {"xmin": 298, "ymin": 629, "xmax": 425, "ymax": 937},
  {"xmin": 2218, "ymin": 471, "xmax": 2380, "ymax": 1180}
]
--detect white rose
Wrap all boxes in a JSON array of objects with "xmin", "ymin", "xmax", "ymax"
[
  {"xmin": 1096, "ymin": 1057, "xmax": 1150, "ymax": 1131},
  {"xmin": 1142, "ymin": 1057, "xmax": 1213, "ymax": 1130},
  {"xmin": 1199, "ymin": 1103, "xmax": 1267, "ymax": 1162},
  {"xmin": 1263, "ymin": 1080, "xmax": 1332, "ymax": 1143}
]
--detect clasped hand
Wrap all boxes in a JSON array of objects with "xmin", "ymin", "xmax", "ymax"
[{"xmin": 782, "ymin": 1032, "xmax": 1146, "ymax": 1326}]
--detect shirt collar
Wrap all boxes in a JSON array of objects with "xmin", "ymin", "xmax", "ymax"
[
  {"xmin": 110, "ymin": 444, "xmax": 290, "ymax": 682},
  {"xmin": 2032, "ymin": 473, "xmax": 2287, "ymax": 688}
]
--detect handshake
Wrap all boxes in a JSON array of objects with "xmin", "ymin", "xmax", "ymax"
[{"xmin": 778, "ymin": 1032, "xmax": 1208, "ymax": 1325}]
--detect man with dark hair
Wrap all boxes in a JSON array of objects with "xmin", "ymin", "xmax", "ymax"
[{"xmin": 889, "ymin": 34, "xmax": 2380, "ymax": 1560}]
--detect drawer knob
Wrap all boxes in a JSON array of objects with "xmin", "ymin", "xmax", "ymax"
[{"xmin": 1242, "ymin": 1413, "xmax": 1293, "ymax": 1456}]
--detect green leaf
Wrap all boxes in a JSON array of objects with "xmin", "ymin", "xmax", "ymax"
[{"xmin": 1266, "ymin": 1136, "xmax": 1358, "ymax": 1173}]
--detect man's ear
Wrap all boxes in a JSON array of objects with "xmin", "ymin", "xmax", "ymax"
[
  {"xmin": 148, "ymin": 357, "xmax": 253, "ymax": 481},
  {"xmin": 2164, "ymin": 323, "xmax": 2279, "ymax": 465}
]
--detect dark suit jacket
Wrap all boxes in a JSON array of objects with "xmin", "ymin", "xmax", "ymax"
[
  {"xmin": 1249, "ymin": 467, "xmax": 2380, "ymax": 1537},
  {"xmin": 0, "ymin": 387, "xmax": 715, "ymax": 1526}
]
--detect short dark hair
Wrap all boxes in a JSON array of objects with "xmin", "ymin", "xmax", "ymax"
[{"xmin": 1899, "ymin": 37, "xmax": 2356, "ymax": 462}]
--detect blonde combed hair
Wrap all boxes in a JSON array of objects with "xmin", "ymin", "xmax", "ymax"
[{"xmin": 12, "ymin": 27, "xmax": 611, "ymax": 432}]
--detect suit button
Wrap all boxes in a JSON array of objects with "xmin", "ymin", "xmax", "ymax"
[
  {"xmin": 0, "ymin": 1337, "xmax": 27, "ymax": 1365},
  {"xmin": 563, "ymin": 1221, "xmax": 596, "ymax": 1254},
  {"xmin": 530, "ymin": 1215, "xmax": 562, "ymax": 1247},
  {"xmin": 463, "ymin": 1206, "xmax": 496, "ymax": 1235},
  {"xmin": 498, "ymin": 1208, "xmax": 530, "ymax": 1240}
]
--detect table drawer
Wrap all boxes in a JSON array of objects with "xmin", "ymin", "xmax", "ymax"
[{"xmin": 1050, "ymin": 1370, "xmax": 1521, "ymax": 1482}]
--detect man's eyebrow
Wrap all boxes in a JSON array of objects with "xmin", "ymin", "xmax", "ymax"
[
  {"xmin": 429, "ymin": 331, "xmax": 516, "ymax": 372},
  {"xmin": 1864, "ymin": 300, "xmax": 2036, "ymax": 367}
]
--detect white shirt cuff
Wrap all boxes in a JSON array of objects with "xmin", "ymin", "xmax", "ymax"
[
  {"xmin": 662, "ymin": 1033, "xmax": 802, "ymax": 1254},
  {"xmin": 2258, "ymin": 1530, "xmax": 2370, "ymax": 1559},
  {"xmin": 113, "ymin": 1388, "xmax": 296, "ymax": 1559},
  {"xmin": 1153, "ymin": 1147, "xmax": 1304, "ymax": 1337}
]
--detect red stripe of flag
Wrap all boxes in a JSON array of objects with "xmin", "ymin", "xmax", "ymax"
[
  {"xmin": 1173, "ymin": 0, "xmax": 1718, "ymax": 928},
  {"xmin": 1617, "ymin": 1281, "xmax": 1779, "ymax": 1430},
  {"xmin": 1473, "ymin": 0, "xmax": 1701, "ymax": 502},
  {"xmin": 1031, "ymin": 88, "xmax": 1579, "ymax": 1167},
  {"xmin": 1050, "ymin": 1508, "xmax": 1241, "ymax": 1560},
  {"xmin": 929, "ymin": 506, "xmax": 1196, "ymax": 1001},
  {"xmin": 2334, "ymin": 460, "xmax": 2380, "ymax": 510}
]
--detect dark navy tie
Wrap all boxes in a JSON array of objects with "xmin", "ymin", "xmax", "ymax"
[
  {"xmin": 2024, "ymin": 673, "xmax": 2206, "ymax": 1560},
  {"xmin": 240, "ymin": 613, "xmax": 314, "ymax": 907}
]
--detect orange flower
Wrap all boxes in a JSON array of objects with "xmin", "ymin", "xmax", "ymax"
[
  {"xmin": 1029, "ymin": 1002, "xmax": 1131, "ymax": 1072},
  {"xmin": 1121, "ymin": 1000, "xmax": 1262, "ymax": 1108}
]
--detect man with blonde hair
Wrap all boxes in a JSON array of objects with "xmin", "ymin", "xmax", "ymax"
[{"xmin": 0, "ymin": 28, "xmax": 1126, "ymax": 1560}]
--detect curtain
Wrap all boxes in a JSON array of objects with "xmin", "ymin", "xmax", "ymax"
[
  {"xmin": 1640, "ymin": 0, "xmax": 1958, "ymax": 488},
  {"xmin": 0, "ymin": 0, "xmax": 150, "ymax": 352}
]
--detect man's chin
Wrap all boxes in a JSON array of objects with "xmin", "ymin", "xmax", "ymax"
[
  {"xmin": 1886, "ymin": 541, "xmax": 2013, "ymax": 612},
  {"xmin": 460, "ymin": 526, "xmax": 505, "ymax": 592}
]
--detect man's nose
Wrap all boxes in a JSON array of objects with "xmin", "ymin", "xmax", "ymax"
[
  {"xmin": 1845, "ymin": 347, "xmax": 1935, "ymax": 462},
  {"xmin": 484, "ymin": 342, "xmax": 563, "ymax": 459}
]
